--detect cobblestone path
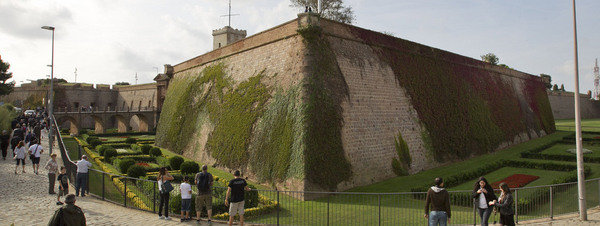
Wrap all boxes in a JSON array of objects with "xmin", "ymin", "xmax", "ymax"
[{"xmin": 0, "ymin": 131, "xmax": 227, "ymax": 226}]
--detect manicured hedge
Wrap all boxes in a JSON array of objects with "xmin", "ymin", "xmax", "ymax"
[
  {"xmin": 118, "ymin": 158, "xmax": 136, "ymax": 174},
  {"xmin": 180, "ymin": 161, "xmax": 200, "ymax": 175},
  {"xmin": 127, "ymin": 165, "xmax": 147, "ymax": 178},
  {"xmin": 93, "ymin": 132, "xmax": 155, "ymax": 137},
  {"xmin": 169, "ymin": 156, "xmax": 184, "ymax": 170}
]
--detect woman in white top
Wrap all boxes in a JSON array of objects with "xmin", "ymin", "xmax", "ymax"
[
  {"xmin": 157, "ymin": 167, "xmax": 174, "ymax": 220},
  {"xmin": 13, "ymin": 141, "xmax": 27, "ymax": 174}
]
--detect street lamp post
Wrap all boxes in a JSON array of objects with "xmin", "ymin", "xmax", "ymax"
[
  {"xmin": 571, "ymin": 0, "xmax": 587, "ymax": 221},
  {"xmin": 41, "ymin": 25, "xmax": 55, "ymax": 155}
]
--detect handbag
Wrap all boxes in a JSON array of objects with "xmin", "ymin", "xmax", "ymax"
[{"xmin": 161, "ymin": 179, "xmax": 174, "ymax": 193}]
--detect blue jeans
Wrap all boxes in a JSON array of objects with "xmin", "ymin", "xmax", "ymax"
[
  {"xmin": 429, "ymin": 211, "xmax": 447, "ymax": 226},
  {"xmin": 478, "ymin": 207, "xmax": 493, "ymax": 226},
  {"xmin": 75, "ymin": 172, "xmax": 88, "ymax": 196}
]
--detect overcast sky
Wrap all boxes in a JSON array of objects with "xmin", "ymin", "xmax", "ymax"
[{"xmin": 1, "ymin": 0, "xmax": 599, "ymax": 93}]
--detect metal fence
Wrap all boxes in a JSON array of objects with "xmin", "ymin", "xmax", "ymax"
[
  {"xmin": 52, "ymin": 119, "xmax": 600, "ymax": 225},
  {"xmin": 81, "ymin": 168, "xmax": 600, "ymax": 225}
]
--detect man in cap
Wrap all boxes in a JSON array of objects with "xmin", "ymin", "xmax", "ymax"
[{"xmin": 48, "ymin": 194, "xmax": 87, "ymax": 226}]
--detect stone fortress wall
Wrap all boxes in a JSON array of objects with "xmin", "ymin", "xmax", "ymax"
[
  {"xmin": 156, "ymin": 13, "xmax": 554, "ymax": 194},
  {"xmin": 547, "ymin": 91, "xmax": 600, "ymax": 119}
]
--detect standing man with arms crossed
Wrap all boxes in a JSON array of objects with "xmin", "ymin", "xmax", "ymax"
[
  {"xmin": 225, "ymin": 170, "xmax": 251, "ymax": 226},
  {"xmin": 195, "ymin": 165, "xmax": 213, "ymax": 223},
  {"xmin": 75, "ymin": 155, "xmax": 92, "ymax": 197}
]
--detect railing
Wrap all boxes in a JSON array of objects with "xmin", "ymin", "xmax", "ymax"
[
  {"xmin": 84, "ymin": 165, "xmax": 600, "ymax": 225},
  {"xmin": 54, "ymin": 106, "xmax": 156, "ymax": 113},
  {"xmin": 52, "ymin": 116, "xmax": 78, "ymax": 183},
  {"xmin": 52, "ymin": 122, "xmax": 600, "ymax": 225}
]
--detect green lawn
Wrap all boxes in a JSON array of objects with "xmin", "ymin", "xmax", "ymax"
[
  {"xmin": 350, "ymin": 131, "xmax": 572, "ymax": 193},
  {"xmin": 541, "ymin": 144, "xmax": 600, "ymax": 157},
  {"xmin": 556, "ymin": 118, "xmax": 600, "ymax": 132},
  {"xmin": 451, "ymin": 167, "xmax": 571, "ymax": 190}
]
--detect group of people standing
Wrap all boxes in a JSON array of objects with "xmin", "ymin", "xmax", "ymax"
[
  {"xmin": 156, "ymin": 165, "xmax": 251, "ymax": 226},
  {"xmin": 424, "ymin": 177, "xmax": 515, "ymax": 226}
]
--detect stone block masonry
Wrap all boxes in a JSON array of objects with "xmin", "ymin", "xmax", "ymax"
[{"xmin": 156, "ymin": 13, "xmax": 555, "ymax": 195}]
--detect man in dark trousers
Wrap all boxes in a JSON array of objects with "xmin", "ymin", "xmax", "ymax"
[
  {"xmin": 225, "ymin": 170, "xmax": 251, "ymax": 226},
  {"xmin": 48, "ymin": 194, "xmax": 86, "ymax": 226},
  {"xmin": 0, "ymin": 130, "xmax": 9, "ymax": 160}
]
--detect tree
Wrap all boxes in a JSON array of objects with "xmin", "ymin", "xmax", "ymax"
[
  {"xmin": 35, "ymin": 78, "xmax": 67, "ymax": 86},
  {"xmin": 0, "ymin": 58, "xmax": 15, "ymax": 96},
  {"xmin": 540, "ymin": 74, "xmax": 552, "ymax": 89},
  {"xmin": 290, "ymin": 0, "xmax": 355, "ymax": 24},
  {"xmin": 552, "ymin": 84, "xmax": 559, "ymax": 91},
  {"xmin": 114, "ymin": 82, "xmax": 130, "ymax": 86},
  {"xmin": 560, "ymin": 84, "xmax": 565, "ymax": 92},
  {"xmin": 480, "ymin": 53, "xmax": 499, "ymax": 65}
]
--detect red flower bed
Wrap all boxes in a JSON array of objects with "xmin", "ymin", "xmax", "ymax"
[
  {"xmin": 135, "ymin": 162, "xmax": 150, "ymax": 167},
  {"xmin": 492, "ymin": 174, "xmax": 539, "ymax": 189}
]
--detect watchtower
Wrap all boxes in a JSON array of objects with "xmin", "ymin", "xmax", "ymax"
[{"xmin": 212, "ymin": 26, "xmax": 246, "ymax": 50}]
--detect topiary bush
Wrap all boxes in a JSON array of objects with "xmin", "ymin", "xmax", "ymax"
[
  {"xmin": 118, "ymin": 158, "xmax": 136, "ymax": 174},
  {"xmin": 141, "ymin": 144, "xmax": 152, "ymax": 155},
  {"xmin": 127, "ymin": 165, "xmax": 146, "ymax": 178},
  {"xmin": 103, "ymin": 149, "xmax": 118, "ymax": 162},
  {"xmin": 125, "ymin": 137, "xmax": 137, "ymax": 144},
  {"xmin": 86, "ymin": 136, "xmax": 99, "ymax": 144},
  {"xmin": 150, "ymin": 147, "xmax": 162, "ymax": 157},
  {"xmin": 169, "ymin": 156, "xmax": 184, "ymax": 170},
  {"xmin": 97, "ymin": 145, "xmax": 114, "ymax": 156},
  {"xmin": 89, "ymin": 139, "xmax": 102, "ymax": 149},
  {"xmin": 180, "ymin": 161, "xmax": 200, "ymax": 175}
]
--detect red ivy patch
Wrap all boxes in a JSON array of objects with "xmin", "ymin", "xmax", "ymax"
[
  {"xmin": 492, "ymin": 174, "xmax": 539, "ymax": 189},
  {"xmin": 135, "ymin": 162, "xmax": 150, "ymax": 167}
]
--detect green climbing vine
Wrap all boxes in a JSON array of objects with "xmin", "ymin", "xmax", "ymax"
[{"xmin": 298, "ymin": 25, "xmax": 352, "ymax": 190}]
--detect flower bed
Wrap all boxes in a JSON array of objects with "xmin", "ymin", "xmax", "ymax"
[{"xmin": 491, "ymin": 174, "xmax": 540, "ymax": 189}]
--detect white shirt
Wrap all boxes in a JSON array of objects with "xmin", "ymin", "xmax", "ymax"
[
  {"xmin": 28, "ymin": 144, "xmax": 43, "ymax": 158},
  {"xmin": 158, "ymin": 179, "xmax": 164, "ymax": 192},
  {"xmin": 76, "ymin": 159, "xmax": 92, "ymax": 173},
  {"xmin": 180, "ymin": 182, "xmax": 192, "ymax": 199},
  {"xmin": 14, "ymin": 147, "xmax": 27, "ymax": 159},
  {"xmin": 478, "ymin": 192, "xmax": 488, "ymax": 209}
]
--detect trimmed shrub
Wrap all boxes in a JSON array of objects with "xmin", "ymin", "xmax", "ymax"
[
  {"xmin": 170, "ymin": 194, "xmax": 197, "ymax": 214},
  {"xmin": 169, "ymin": 156, "xmax": 185, "ymax": 170},
  {"xmin": 79, "ymin": 129, "xmax": 88, "ymax": 135},
  {"xmin": 118, "ymin": 158, "xmax": 136, "ymax": 174},
  {"xmin": 89, "ymin": 139, "xmax": 102, "ymax": 148},
  {"xmin": 97, "ymin": 145, "xmax": 114, "ymax": 156},
  {"xmin": 103, "ymin": 149, "xmax": 118, "ymax": 162},
  {"xmin": 60, "ymin": 128, "xmax": 70, "ymax": 134},
  {"xmin": 127, "ymin": 165, "xmax": 147, "ymax": 178},
  {"xmin": 86, "ymin": 136, "xmax": 99, "ymax": 144},
  {"xmin": 125, "ymin": 137, "xmax": 137, "ymax": 144},
  {"xmin": 150, "ymin": 147, "xmax": 162, "ymax": 157},
  {"xmin": 180, "ymin": 161, "xmax": 200, "ymax": 175},
  {"xmin": 141, "ymin": 144, "xmax": 152, "ymax": 155}
]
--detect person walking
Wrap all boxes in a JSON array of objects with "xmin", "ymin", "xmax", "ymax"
[
  {"xmin": 0, "ymin": 130, "xmax": 9, "ymax": 160},
  {"xmin": 424, "ymin": 177, "xmax": 451, "ymax": 226},
  {"xmin": 75, "ymin": 155, "xmax": 92, "ymax": 197},
  {"xmin": 45, "ymin": 153, "xmax": 59, "ymax": 194},
  {"xmin": 195, "ymin": 165, "xmax": 213, "ymax": 223},
  {"xmin": 157, "ymin": 167, "xmax": 174, "ymax": 220},
  {"xmin": 472, "ymin": 177, "xmax": 497, "ymax": 226},
  {"xmin": 226, "ymin": 170, "xmax": 251, "ymax": 226},
  {"xmin": 13, "ymin": 141, "xmax": 27, "ymax": 174},
  {"xmin": 57, "ymin": 166, "xmax": 69, "ymax": 205},
  {"xmin": 48, "ymin": 194, "xmax": 87, "ymax": 226},
  {"xmin": 28, "ymin": 139, "xmax": 43, "ymax": 175},
  {"xmin": 10, "ymin": 135, "xmax": 21, "ymax": 158},
  {"xmin": 180, "ymin": 176, "xmax": 192, "ymax": 222},
  {"xmin": 489, "ymin": 183, "xmax": 515, "ymax": 226},
  {"xmin": 33, "ymin": 123, "xmax": 41, "ymax": 143}
]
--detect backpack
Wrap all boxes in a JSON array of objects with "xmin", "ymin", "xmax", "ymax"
[{"xmin": 196, "ymin": 172, "xmax": 211, "ymax": 193}]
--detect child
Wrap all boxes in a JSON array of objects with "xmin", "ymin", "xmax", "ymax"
[
  {"xmin": 180, "ymin": 176, "xmax": 192, "ymax": 222},
  {"xmin": 57, "ymin": 166, "xmax": 69, "ymax": 205}
]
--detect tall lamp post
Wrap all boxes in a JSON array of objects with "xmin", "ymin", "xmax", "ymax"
[
  {"xmin": 571, "ymin": 0, "xmax": 587, "ymax": 221},
  {"xmin": 41, "ymin": 25, "xmax": 55, "ymax": 155}
]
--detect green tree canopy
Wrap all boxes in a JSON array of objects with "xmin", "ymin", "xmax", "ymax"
[
  {"xmin": 552, "ymin": 84, "xmax": 559, "ymax": 91},
  {"xmin": 291, "ymin": 0, "xmax": 355, "ymax": 24},
  {"xmin": 0, "ymin": 58, "xmax": 15, "ymax": 96},
  {"xmin": 540, "ymin": 74, "xmax": 552, "ymax": 89},
  {"xmin": 480, "ymin": 53, "xmax": 499, "ymax": 65}
]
